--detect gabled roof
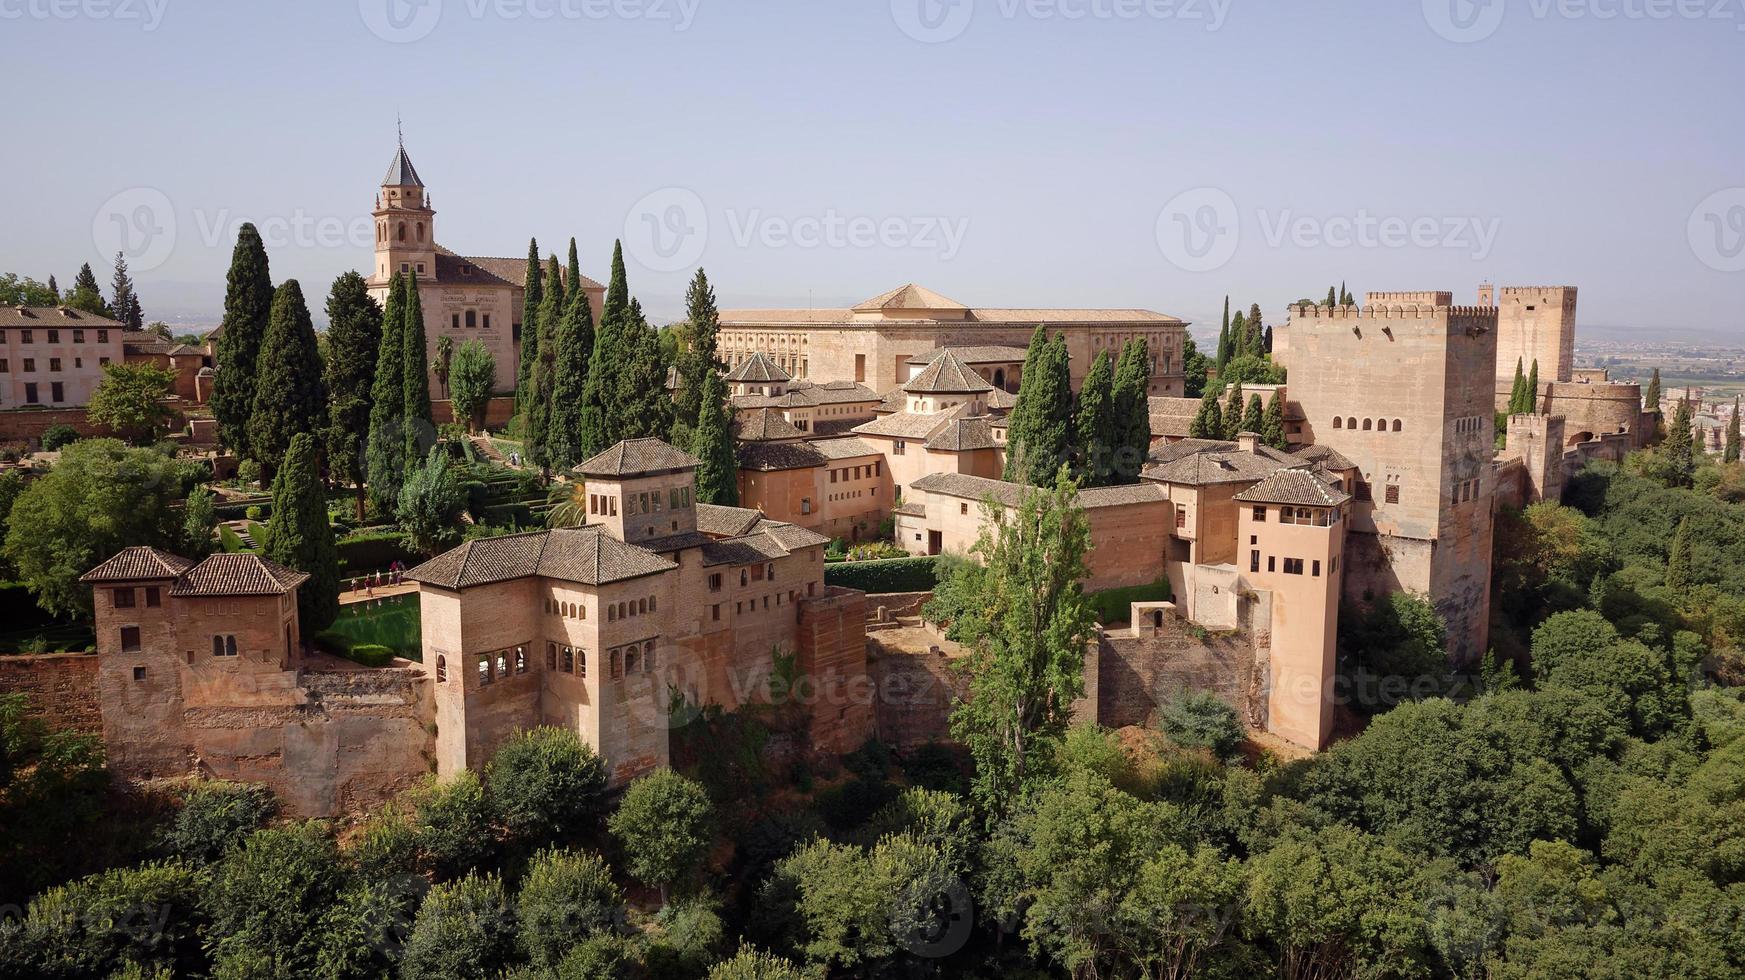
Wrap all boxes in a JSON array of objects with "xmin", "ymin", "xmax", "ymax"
[
  {"xmin": 0, "ymin": 306, "xmax": 125, "ymax": 329},
  {"xmin": 852, "ymin": 283, "xmax": 968, "ymax": 313},
  {"xmin": 810, "ymin": 437, "xmax": 881, "ymax": 460},
  {"xmin": 405, "ymin": 527, "xmax": 677, "ymax": 590},
  {"xmin": 985, "ymin": 387, "xmax": 1019, "ymax": 411},
  {"xmin": 578, "ymin": 438, "xmax": 701, "ymax": 478},
  {"xmin": 81, "ymin": 547, "xmax": 195, "ymax": 583},
  {"xmin": 382, "ymin": 144, "xmax": 424, "ymax": 187},
  {"xmin": 725, "ymin": 352, "xmax": 790, "ymax": 384},
  {"xmin": 925, "ymin": 417, "xmax": 999, "ymax": 452},
  {"xmin": 450, "ymin": 252, "xmax": 605, "ymax": 293},
  {"xmin": 170, "ymin": 554, "xmax": 309, "ymax": 597},
  {"xmin": 781, "ymin": 380, "xmax": 881, "ymax": 405},
  {"xmin": 696, "ymin": 503, "xmax": 765, "ymax": 538},
  {"xmin": 699, "ymin": 520, "xmax": 830, "ymax": 568},
  {"xmin": 1142, "ymin": 448, "xmax": 1295, "ymax": 487},
  {"xmin": 1293, "ymin": 444, "xmax": 1359, "ymax": 471},
  {"xmin": 1234, "ymin": 469, "xmax": 1351, "ymax": 508},
  {"xmin": 737, "ymin": 441, "xmax": 826, "ymax": 472},
  {"xmin": 903, "ymin": 350, "xmax": 994, "ymax": 395},
  {"xmin": 734, "ymin": 408, "xmax": 805, "ymax": 443}
]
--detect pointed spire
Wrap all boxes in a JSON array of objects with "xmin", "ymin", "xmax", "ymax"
[{"xmin": 382, "ymin": 121, "xmax": 424, "ymax": 188}]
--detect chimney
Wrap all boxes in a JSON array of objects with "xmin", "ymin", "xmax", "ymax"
[{"xmin": 1237, "ymin": 431, "xmax": 1260, "ymax": 453}]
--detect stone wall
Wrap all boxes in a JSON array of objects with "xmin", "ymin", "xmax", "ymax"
[
  {"xmin": 1097, "ymin": 622, "xmax": 1257, "ymax": 730},
  {"xmin": 432, "ymin": 395, "xmax": 515, "ymax": 429},
  {"xmin": 867, "ymin": 636, "xmax": 965, "ymax": 750},
  {"xmin": 0, "ymin": 407, "xmax": 111, "ymax": 446},
  {"xmin": 0, "ymin": 653, "xmax": 102, "ymax": 735},
  {"xmin": 796, "ymin": 587, "xmax": 874, "ymax": 756}
]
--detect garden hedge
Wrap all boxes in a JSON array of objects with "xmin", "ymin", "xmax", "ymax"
[
  {"xmin": 1086, "ymin": 578, "xmax": 1173, "ymax": 625},
  {"xmin": 823, "ymin": 555, "xmax": 938, "ymax": 594},
  {"xmin": 335, "ymin": 531, "xmax": 421, "ymax": 574}
]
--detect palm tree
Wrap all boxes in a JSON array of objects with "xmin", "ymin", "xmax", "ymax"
[
  {"xmin": 435, "ymin": 335, "xmax": 454, "ymax": 399},
  {"xmin": 545, "ymin": 481, "xmax": 588, "ymax": 529}
]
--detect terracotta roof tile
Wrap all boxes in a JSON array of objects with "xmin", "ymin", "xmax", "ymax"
[
  {"xmin": 578, "ymin": 438, "xmax": 701, "ymax": 478},
  {"xmin": 0, "ymin": 306, "xmax": 125, "ymax": 328},
  {"xmin": 80, "ymin": 546, "xmax": 195, "ymax": 583},
  {"xmin": 1233, "ymin": 469, "xmax": 1352, "ymax": 507},
  {"xmin": 737, "ymin": 441, "xmax": 825, "ymax": 472},
  {"xmin": 1142, "ymin": 448, "xmax": 1295, "ymax": 487},
  {"xmin": 734, "ymin": 408, "xmax": 806, "ymax": 443},
  {"xmin": 695, "ymin": 503, "xmax": 765, "ymax": 537},
  {"xmin": 852, "ymin": 283, "xmax": 968, "ymax": 313},
  {"xmin": 909, "ymin": 473, "xmax": 1167, "ymax": 510},
  {"xmin": 924, "ymin": 417, "xmax": 999, "ymax": 451},
  {"xmin": 906, "ymin": 345, "xmax": 1029, "ymax": 365},
  {"xmin": 170, "ymin": 553, "xmax": 309, "ymax": 597},
  {"xmin": 405, "ymin": 527, "xmax": 676, "ymax": 590},
  {"xmin": 903, "ymin": 350, "xmax": 994, "ymax": 395},
  {"xmin": 810, "ymin": 437, "xmax": 881, "ymax": 460},
  {"xmin": 725, "ymin": 352, "xmax": 790, "ymax": 384}
]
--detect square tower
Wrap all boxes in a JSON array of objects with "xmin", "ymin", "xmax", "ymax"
[
  {"xmin": 1491, "ymin": 286, "xmax": 1577, "ymax": 410},
  {"xmin": 577, "ymin": 438, "xmax": 704, "ymax": 545},
  {"xmin": 1283, "ymin": 296, "xmax": 1498, "ymax": 663}
]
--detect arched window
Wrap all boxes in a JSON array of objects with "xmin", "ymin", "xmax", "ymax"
[
  {"xmin": 478, "ymin": 659, "xmax": 491, "ymax": 684},
  {"xmin": 1333, "ymin": 417, "xmax": 1343, "ymax": 429},
  {"xmin": 561, "ymin": 646, "xmax": 573, "ymax": 672},
  {"xmin": 637, "ymin": 597, "xmax": 647, "ymax": 615},
  {"xmin": 397, "ymin": 222, "xmax": 406, "ymax": 242},
  {"xmin": 1392, "ymin": 419, "xmax": 1402, "ymax": 432},
  {"xmin": 436, "ymin": 655, "xmax": 447, "ymax": 681},
  {"xmin": 625, "ymin": 648, "xmax": 640, "ymax": 674},
  {"xmin": 225, "ymin": 635, "xmax": 237, "ymax": 657},
  {"xmin": 1347, "ymin": 417, "xmax": 1357, "ymax": 430},
  {"xmin": 644, "ymin": 641, "xmax": 657, "ymax": 672},
  {"xmin": 415, "ymin": 222, "xmax": 424, "ymax": 242},
  {"xmin": 212, "ymin": 636, "xmax": 224, "ymax": 657},
  {"xmin": 1362, "ymin": 418, "xmax": 1372, "ymax": 431},
  {"xmin": 649, "ymin": 596, "xmax": 657, "ymax": 613},
  {"xmin": 608, "ymin": 605, "xmax": 616, "ymax": 622},
  {"xmin": 547, "ymin": 643, "xmax": 557, "ymax": 670},
  {"xmin": 495, "ymin": 653, "xmax": 508, "ymax": 677},
  {"xmin": 515, "ymin": 647, "xmax": 527, "ymax": 674}
]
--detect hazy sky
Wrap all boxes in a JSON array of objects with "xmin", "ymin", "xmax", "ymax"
[{"xmin": 4, "ymin": 0, "xmax": 1742, "ymax": 335}]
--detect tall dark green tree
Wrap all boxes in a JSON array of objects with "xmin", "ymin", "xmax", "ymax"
[
  {"xmin": 1665, "ymin": 516, "xmax": 1692, "ymax": 592},
  {"xmin": 1262, "ymin": 390, "xmax": 1287, "ymax": 450},
  {"xmin": 578, "ymin": 314, "xmax": 618, "ymax": 460},
  {"xmin": 367, "ymin": 275, "xmax": 408, "ymax": 513},
  {"xmin": 1109, "ymin": 339, "xmax": 1153, "ymax": 484},
  {"xmin": 516, "ymin": 238, "xmax": 542, "ymax": 421},
  {"xmin": 1508, "ymin": 358, "xmax": 1528, "ymax": 415},
  {"xmin": 246, "ymin": 280, "xmax": 327, "ymax": 482},
  {"xmin": 402, "ymin": 272, "xmax": 434, "ymax": 458},
  {"xmin": 1644, "ymin": 368, "xmax": 1662, "ymax": 412},
  {"xmin": 1726, "ymin": 397, "xmax": 1741, "ymax": 464},
  {"xmin": 321, "ymin": 272, "xmax": 383, "ymax": 523},
  {"xmin": 614, "ymin": 299, "xmax": 673, "ymax": 443},
  {"xmin": 109, "ymin": 252, "xmax": 142, "ymax": 330},
  {"xmin": 261, "ymin": 432, "xmax": 339, "ymax": 633},
  {"xmin": 547, "ymin": 267, "xmax": 597, "ymax": 472},
  {"xmin": 1073, "ymin": 351, "xmax": 1116, "ymax": 488},
  {"xmin": 1226, "ymin": 311, "xmax": 1245, "ymax": 370},
  {"xmin": 1667, "ymin": 396, "xmax": 1695, "ymax": 488},
  {"xmin": 1246, "ymin": 303, "xmax": 1266, "ymax": 358},
  {"xmin": 1004, "ymin": 332, "xmax": 1073, "ymax": 487},
  {"xmin": 564, "ymin": 238, "xmax": 581, "ymax": 311},
  {"xmin": 66, "ymin": 262, "xmax": 110, "ymax": 316},
  {"xmin": 1326, "ymin": 285, "xmax": 1338, "ymax": 308},
  {"xmin": 1241, "ymin": 393, "xmax": 1265, "ymax": 435},
  {"xmin": 1223, "ymin": 382, "xmax": 1245, "ymax": 440},
  {"xmin": 691, "ymin": 372, "xmax": 738, "ymax": 506},
  {"xmin": 1002, "ymin": 326, "xmax": 1050, "ymax": 478},
  {"xmin": 1524, "ymin": 359, "xmax": 1540, "ymax": 415},
  {"xmin": 602, "ymin": 240, "xmax": 630, "ymax": 333},
  {"xmin": 1181, "ymin": 334, "xmax": 1208, "ymax": 399},
  {"xmin": 212, "ymin": 224, "xmax": 273, "ymax": 456},
  {"xmin": 1215, "ymin": 297, "xmax": 1231, "ymax": 369},
  {"xmin": 525, "ymin": 256, "xmax": 564, "ymax": 472},
  {"xmin": 1188, "ymin": 388, "xmax": 1223, "ymax": 440},
  {"xmin": 671, "ymin": 268, "xmax": 723, "ymax": 450}
]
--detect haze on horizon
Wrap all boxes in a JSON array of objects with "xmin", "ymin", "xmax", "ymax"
[{"xmin": 2, "ymin": 0, "xmax": 1741, "ymax": 335}]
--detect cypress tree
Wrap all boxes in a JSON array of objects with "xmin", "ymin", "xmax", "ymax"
[
  {"xmin": 322, "ymin": 272, "xmax": 383, "ymax": 523},
  {"xmin": 1668, "ymin": 396, "xmax": 1695, "ymax": 487},
  {"xmin": 691, "ymin": 371, "xmax": 739, "ymax": 506},
  {"xmin": 1002, "ymin": 326, "xmax": 1050, "ymax": 482},
  {"xmin": 1074, "ymin": 351, "xmax": 1115, "ymax": 487},
  {"xmin": 1339, "ymin": 281, "xmax": 1353, "ymax": 306},
  {"xmin": 1223, "ymin": 382, "xmax": 1245, "ymax": 440},
  {"xmin": 47, "ymin": 274, "xmax": 57, "ymax": 298},
  {"xmin": 564, "ymin": 237, "xmax": 581, "ymax": 312},
  {"xmin": 671, "ymin": 268, "xmax": 722, "ymax": 449},
  {"xmin": 402, "ymin": 272, "xmax": 434, "ymax": 458},
  {"xmin": 1644, "ymin": 368, "xmax": 1661, "ymax": 411},
  {"xmin": 212, "ymin": 224, "xmax": 273, "ymax": 457},
  {"xmin": 1216, "ymin": 297, "xmax": 1231, "ymax": 369},
  {"xmin": 602, "ymin": 240, "xmax": 630, "ymax": 332},
  {"xmin": 367, "ymin": 275, "xmax": 408, "ymax": 513},
  {"xmin": 245, "ymin": 280, "xmax": 326, "ymax": 483},
  {"xmin": 547, "ymin": 271, "xmax": 596, "ymax": 472},
  {"xmin": 110, "ymin": 252, "xmax": 142, "ymax": 330},
  {"xmin": 261, "ymin": 432, "xmax": 339, "ymax": 633},
  {"xmin": 1181, "ymin": 334, "xmax": 1207, "ymax": 399},
  {"xmin": 1226, "ymin": 311, "xmax": 1245, "ymax": 368},
  {"xmin": 1188, "ymin": 390, "xmax": 1223, "ymax": 441},
  {"xmin": 1665, "ymin": 516, "xmax": 1692, "ymax": 592},
  {"xmin": 614, "ymin": 299, "xmax": 674, "ymax": 442},
  {"xmin": 67, "ymin": 262, "xmax": 110, "ymax": 315},
  {"xmin": 579, "ymin": 242, "xmax": 633, "ymax": 458},
  {"xmin": 1241, "ymin": 393, "xmax": 1264, "ymax": 435},
  {"xmin": 1006, "ymin": 334, "xmax": 1073, "ymax": 487},
  {"xmin": 1326, "ymin": 286, "xmax": 1337, "ymax": 309},
  {"xmin": 527, "ymin": 255, "xmax": 564, "ymax": 472},
  {"xmin": 1247, "ymin": 304, "xmax": 1266, "ymax": 358},
  {"xmin": 1726, "ymin": 397, "xmax": 1740, "ymax": 464},
  {"xmin": 516, "ymin": 237, "xmax": 542, "ymax": 420},
  {"xmin": 1524, "ymin": 359, "xmax": 1539, "ymax": 415},
  {"xmin": 1261, "ymin": 390, "xmax": 1287, "ymax": 450},
  {"xmin": 1508, "ymin": 358, "xmax": 1527, "ymax": 415},
  {"xmin": 1109, "ymin": 339, "xmax": 1153, "ymax": 484},
  {"xmin": 1263, "ymin": 324, "xmax": 1273, "ymax": 355}
]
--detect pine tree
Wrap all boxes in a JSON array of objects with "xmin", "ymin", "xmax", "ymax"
[
  {"xmin": 1726, "ymin": 397, "xmax": 1741, "ymax": 464},
  {"xmin": 1073, "ymin": 351, "xmax": 1115, "ymax": 487},
  {"xmin": 1002, "ymin": 326, "xmax": 1050, "ymax": 482},
  {"xmin": 1668, "ymin": 396, "xmax": 1695, "ymax": 488},
  {"xmin": 546, "ymin": 271, "xmax": 597, "ymax": 471},
  {"xmin": 1665, "ymin": 516, "xmax": 1692, "ymax": 592},
  {"xmin": 1223, "ymin": 382, "xmax": 1245, "ymax": 440},
  {"xmin": 246, "ymin": 280, "xmax": 327, "ymax": 483},
  {"xmin": 212, "ymin": 224, "xmax": 273, "ymax": 456},
  {"xmin": 691, "ymin": 372, "xmax": 739, "ymax": 506},
  {"xmin": 1005, "ymin": 334, "xmax": 1073, "ymax": 487},
  {"xmin": 1508, "ymin": 358, "xmax": 1528, "ymax": 415},
  {"xmin": 322, "ymin": 272, "xmax": 383, "ymax": 523},
  {"xmin": 66, "ymin": 262, "xmax": 110, "ymax": 316},
  {"xmin": 367, "ymin": 275, "xmax": 408, "ymax": 514},
  {"xmin": 402, "ymin": 271, "xmax": 435, "ymax": 458},
  {"xmin": 261, "ymin": 432, "xmax": 339, "ymax": 633},
  {"xmin": 110, "ymin": 252, "xmax": 143, "ymax": 330},
  {"xmin": 614, "ymin": 299, "xmax": 673, "ymax": 442},
  {"xmin": 1524, "ymin": 359, "xmax": 1539, "ymax": 415},
  {"xmin": 1261, "ymin": 390, "xmax": 1287, "ymax": 449},
  {"xmin": 1241, "ymin": 393, "xmax": 1264, "ymax": 435},
  {"xmin": 516, "ymin": 238, "xmax": 542, "ymax": 421},
  {"xmin": 671, "ymin": 268, "xmax": 722, "ymax": 449},
  {"xmin": 527, "ymin": 255, "xmax": 564, "ymax": 472},
  {"xmin": 1109, "ymin": 339, "xmax": 1153, "ymax": 484}
]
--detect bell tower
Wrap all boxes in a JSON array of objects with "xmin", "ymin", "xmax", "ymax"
[{"xmin": 372, "ymin": 125, "xmax": 436, "ymax": 286}]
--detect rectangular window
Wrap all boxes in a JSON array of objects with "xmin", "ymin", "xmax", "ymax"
[
  {"xmin": 893, "ymin": 441, "xmax": 906, "ymax": 456},
  {"xmin": 46, "ymin": 330, "xmax": 57, "ymax": 343},
  {"xmin": 1385, "ymin": 485, "xmax": 1400, "ymax": 505},
  {"xmin": 22, "ymin": 359, "xmax": 34, "ymax": 372},
  {"xmin": 50, "ymin": 382, "xmax": 63, "ymax": 402},
  {"xmin": 1250, "ymin": 550, "xmax": 1260, "ymax": 573},
  {"xmin": 1252, "ymin": 506, "xmax": 1266, "ymax": 522},
  {"xmin": 484, "ymin": 314, "xmax": 491, "ymax": 329},
  {"xmin": 97, "ymin": 329, "xmax": 108, "ymax": 343},
  {"xmin": 113, "ymin": 588, "xmax": 135, "ymax": 608},
  {"xmin": 451, "ymin": 314, "xmax": 460, "ymax": 329},
  {"xmin": 1267, "ymin": 556, "xmax": 1276, "ymax": 572},
  {"xmin": 24, "ymin": 383, "xmax": 38, "ymax": 404},
  {"xmin": 855, "ymin": 354, "xmax": 866, "ymax": 382},
  {"xmin": 1284, "ymin": 558, "xmax": 1304, "ymax": 575},
  {"xmin": 48, "ymin": 358, "xmax": 61, "ymax": 371},
  {"xmin": 73, "ymin": 329, "xmax": 84, "ymax": 343},
  {"xmin": 132, "ymin": 665, "xmax": 145, "ymax": 681},
  {"xmin": 0, "ymin": 359, "xmax": 7, "ymax": 372},
  {"xmin": 708, "ymin": 573, "xmax": 722, "ymax": 592},
  {"xmin": 801, "ymin": 498, "xmax": 811, "ymax": 515},
  {"xmin": 712, "ymin": 604, "xmax": 720, "ymax": 621},
  {"xmin": 120, "ymin": 626, "xmax": 141, "ymax": 652},
  {"xmin": 1312, "ymin": 560, "xmax": 1322, "ymax": 577},
  {"xmin": 145, "ymin": 587, "xmax": 160, "ymax": 607},
  {"xmin": 20, "ymin": 330, "xmax": 31, "ymax": 344}
]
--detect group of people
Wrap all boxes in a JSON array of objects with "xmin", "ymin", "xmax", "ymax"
[{"xmin": 349, "ymin": 561, "xmax": 406, "ymax": 596}]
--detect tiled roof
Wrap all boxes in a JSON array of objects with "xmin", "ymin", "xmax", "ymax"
[
  {"xmin": 910, "ymin": 473, "xmax": 1167, "ymax": 510},
  {"xmin": 382, "ymin": 144, "xmax": 424, "ymax": 186},
  {"xmin": 406, "ymin": 527, "xmax": 676, "ymax": 590},
  {"xmin": 809, "ymin": 418, "xmax": 866, "ymax": 438},
  {"xmin": 925, "ymin": 417, "xmax": 999, "ymax": 452},
  {"xmin": 852, "ymin": 283, "xmax": 968, "ymax": 313},
  {"xmin": 696, "ymin": 503, "xmax": 765, "ymax": 537},
  {"xmin": 737, "ymin": 441, "xmax": 826, "ymax": 472},
  {"xmin": 907, "ymin": 345, "xmax": 1029, "ymax": 366},
  {"xmin": 81, "ymin": 547, "xmax": 195, "ymax": 583},
  {"xmin": 578, "ymin": 438, "xmax": 701, "ymax": 478},
  {"xmin": 1079, "ymin": 483, "xmax": 1172, "ymax": 508},
  {"xmin": 853, "ymin": 411, "xmax": 952, "ymax": 440},
  {"xmin": 725, "ymin": 352, "xmax": 791, "ymax": 384},
  {"xmin": 810, "ymin": 437, "xmax": 881, "ymax": 460},
  {"xmin": 734, "ymin": 408, "xmax": 805, "ymax": 443},
  {"xmin": 699, "ymin": 520, "xmax": 828, "ymax": 567},
  {"xmin": 1148, "ymin": 396, "xmax": 1202, "ymax": 438},
  {"xmin": 440, "ymin": 251, "xmax": 605, "ymax": 293},
  {"xmin": 721, "ymin": 284, "xmax": 1185, "ymax": 327},
  {"xmin": 1293, "ymin": 444, "xmax": 1359, "ymax": 471},
  {"xmin": 1234, "ymin": 469, "xmax": 1352, "ymax": 507},
  {"xmin": 171, "ymin": 554, "xmax": 309, "ymax": 597},
  {"xmin": 782, "ymin": 380, "xmax": 880, "ymax": 405},
  {"xmin": 893, "ymin": 501, "xmax": 926, "ymax": 517},
  {"xmin": 0, "ymin": 306, "xmax": 124, "ymax": 328},
  {"xmin": 875, "ymin": 387, "xmax": 908, "ymax": 413},
  {"xmin": 123, "ymin": 336, "xmax": 174, "ymax": 355},
  {"xmin": 903, "ymin": 350, "xmax": 994, "ymax": 395},
  {"xmin": 1149, "ymin": 438, "xmax": 1235, "ymax": 463},
  {"xmin": 1142, "ymin": 449, "xmax": 1292, "ymax": 487},
  {"xmin": 985, "ymin": 387, "xmax": 1019, "ymax": 411}
]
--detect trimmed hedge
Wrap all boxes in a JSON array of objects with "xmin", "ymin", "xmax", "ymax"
[
  {"xmin": 823, "ymin": 555, "xmax": 938, "ymax": 594},
  {"xmin": 1087, "ymin": 577, "xmax": 1173, "ymax": 625},
  {"xmin": 335, "ymin": 531, "xmax": 420, "ymax": 573}
]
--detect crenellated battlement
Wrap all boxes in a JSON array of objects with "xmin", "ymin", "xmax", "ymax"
[
  {"xmin": 1288, "ymin": 303, "xmax": 1499, "ymax": 321},
  {"xmin": 1366, "ymin": 290, "xmax": 1454, "ymax": 306},
  {"xmin": 1498, "ymin": 285, "xmax": 1576, "ymax": 296}
]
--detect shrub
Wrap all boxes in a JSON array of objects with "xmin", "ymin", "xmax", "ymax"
[
  {"xmin": 401, "ymin": 872, "xmax": 517, "ymax": 980},
  {"xmin": 1159, "ymin": 690, "xmax": 1246, "ymax": 758},
  {"xmin": 708, "ymin": 946, "xmax": 808, "ymax": 980},
  {"xmin": 244, "ymin": 504, "xmax": 263, "ymax": 523},
  {"xmin": 608, "ymin": 769, "xmax": 715, "ymax": 901},
  {"xmin": 823, "ymin": 555, "xmax": 938, "ymax": 594},
  {"xmin": 348, "ymin": 804, "xmax": 420, "ymax": 880},
  {"xmin": 334, "ymin": 529, "xmax": 421, "ymax": 573},
  {"xmin": 236, "ymin": 459, "xmax": 261, "ymax": 487},
  {"xmin": 516, "ymin": 848, "xmax": 623, "ymax": 968},
  {"xmin": 39, "ymin": 424, "xmax": 79, "ymax": 451},
  {"xmin": 408, "ymin": 770, "xmax": 496, "ymax": 878},
  {"xmin": 160, "ymin": 780, "xmax": 277, "ymax": 863},
  {"xmin": 346, "ymin": 643, "xmax": 397, "ymax": 667},
  {"xmin": 487, "ymin": 726, "xmax": 609, "ymax": 844},
  {"xmin": 647, "ymin": 895, "xmax": 727, "ymax": 977},
  {"xmin": 12, "ymin": 861, "xmax": 204, "ymax": 979},
  {"xmin": 202, "ymin": 823, "xmax": 347, "ymax": 976},
  {"xmin": 815, "ymin": 774, "xmax": 899, "ymax": 832},
  {"xmin": 1086, "ymin": 577, "xmax": 1173, "ymax": 625}
]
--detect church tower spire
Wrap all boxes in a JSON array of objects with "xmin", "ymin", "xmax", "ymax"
[{"xmin": 372, "ymin": 125, "xmax": 435, "ymax": 286}]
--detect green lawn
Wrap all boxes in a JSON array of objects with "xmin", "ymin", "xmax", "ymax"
[{"xmin": 323, "ymin": 594, "xmax": 422, "ymax": 661}]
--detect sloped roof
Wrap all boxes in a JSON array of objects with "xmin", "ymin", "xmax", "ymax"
[
  {"xmin": 1234, "ymin": 469, "xmax": 1352, "ymax": 507},
  {"xmin": 725, "ymin": 352, "xmax": 790, "ymax": 384},
  {"xmin": 734, "ymin": 408, "xmax": 805, "ymax": 443},
  {"xmin": 171, "ymin": 554, "xmax": 309, "ymax": 597},
  {"xmin": 453, "ymin": 253, "xmax": 605, "ymax": 293},
  {"xmin": 1293, "ymin": 444, "xmax": 1359, "ymax": 471},
  {"xmin": 406, "ymin": 527, "xmax": 676, "ymax": 590},
  {"xmin": 1147, "ymin": 396, "xmax": 1203, "ymax": 438},
  {"xmin": 811, "ymin": 437, "xmax": 881, "ymax": 460},
  {"xmin": 909, "ymin": 472, "xmax": 1167, "ymax": 510},
  {"xmin": 852, "ymin": 283, "xmax": 969, "ymax": 313},
  {"xmin": 853, "ymin": 410, "xmax": 953, "ymax": 440},
  {"xmin": 985, "ymin": 387, "xmax": 1019, "ymax": 411},
  {"xmin": 81, "ymin": 547, "xmax": 195, "ymax": 583},
  {"xmin": 0, "ymin": 306, "xmax": 125, "ymax": 328},
  {"xmin": 696, "ymin": 503, "xmax": 765, "ymax": 538},
  {"xmin": 925, "ymin": 417, "xmax": 1000, "ymax": 452},
  {"xmin": 578, "ymin": 438, "xmax": 701, "ymax": 478},
  {"xmin": 737, "ymin": 441, "xmax": 826, "ymax": 472},
  {"xmin": 382, "ymin": 144, "xmax": 424, "ymax": 187},
  {"xmin": 699, "ymin": 520, "xmax": 830, "ymax": 568},
  {"xmin": 907, "ymin": 346, "xmax": 1028, "ymax": 366},
  {"xmin": 782, "ymin": 380, "xmax": 881, "ymax": 405},
  {"xmin": 1142, "ymin": 449, "xmax": 1294, "ymax": 487},
  {"xmin": 904, "ymin": 350, "xmax": 994, "ymax": 395}
]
